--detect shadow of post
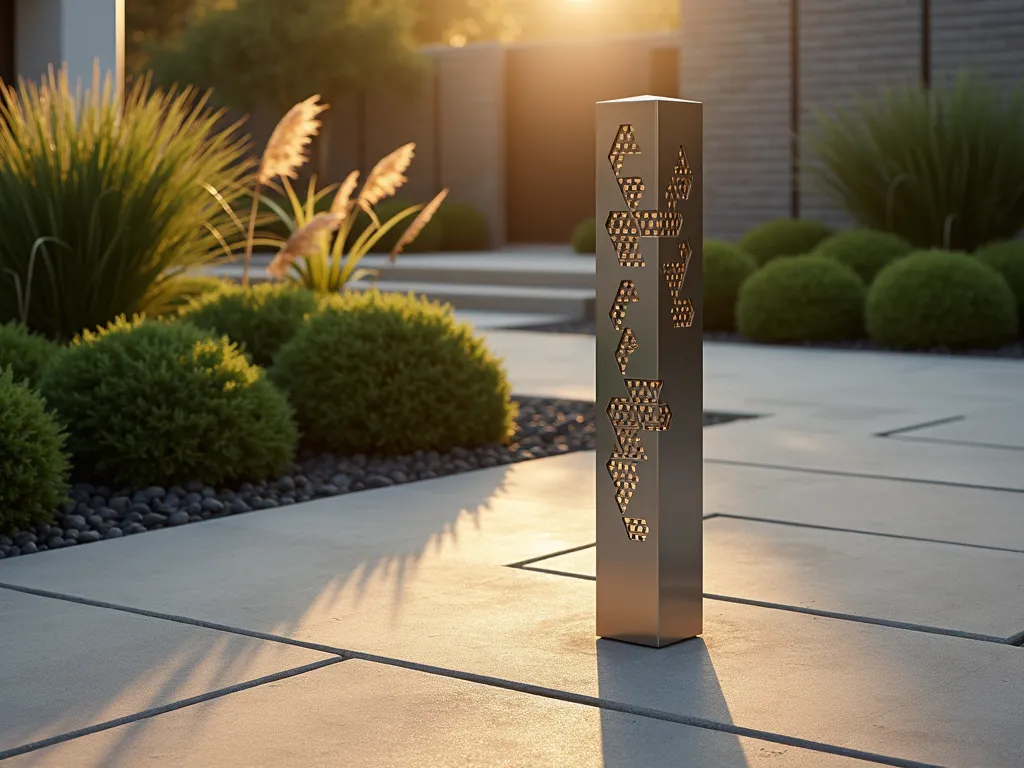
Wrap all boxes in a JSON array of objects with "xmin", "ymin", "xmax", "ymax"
[{"xmin": 597, "ymin": 636, "xmax": 750, "ymax": 767}]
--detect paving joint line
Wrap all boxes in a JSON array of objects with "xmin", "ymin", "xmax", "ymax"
[
  {"xmin": 874, "ymin": 416, "xmax": 965, "ymax": 438},
  {"xmin": 0, "ymin": 656, "xmax": 348, "ymax": 761},
  {"xmin": 888, "ymin": 435, "xmax": 1024, "ymax": 453},
  {"xmin": 509, "ymin": 567, "xmax": 1015, "ymax": 645},
  {"xmin": 704, "ymin": 458, "xmax": 1024, "ymax": 494},
  {"xmin": 0, "ymin": 581, "xmax": 942, "ymax": 767},
  {"xmin": 711, "ymin": 513, "xmax": 1024, "ymax": 555}
]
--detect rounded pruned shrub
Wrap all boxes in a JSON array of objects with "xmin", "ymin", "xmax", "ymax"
[
  {"xmin": 974, "ymin": 241, "xmax": 1024, "ymax": 333},
  {"xmin": 703, "ymin": 240, "xmax": 757, "ymax": 332},
  {"xmin": 736, "ymin": 255, "xmax": 866, "ymax": 343},
  {"xmin": 814, "ymin": 229, "xmax": 913, "ymax": 285},
  {"xmin": 39, "ymin": 317, "xmax": 298, "ymax": 488},
  {"xmin": 0, "ymin": 368, "xmax": 70, "ymax": 533},
  {"xmin": 738, "ymin": 218, "xmax": 834, "ymax": 266},
  {"xmin": 571, "ymin": 218, "xmax": 597, "ymax": 254},
  {"xmin": 0, "ymin": 321, "xmax": 61, "ymax": 387},
  {"xmin": 270, "ymin": 291, "xmax": 516, "ymax": 456},
  {"xmin": 867, "ymin": 250, "xmax": 1018, "ymax": 349},
  {"xmin": 178, "ymin": 282, "xmax": 319, "ymax": 367},
  {"xmin": 436, "ymin": 201, "xmax": 490, "ymax": 251}
]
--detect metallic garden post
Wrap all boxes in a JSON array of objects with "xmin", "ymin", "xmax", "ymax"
[{"xmin": 595, "ymin": 96, "xmax": 703, "ymax": 648}]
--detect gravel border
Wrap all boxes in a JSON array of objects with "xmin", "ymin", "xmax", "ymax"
[
  {"xmin": 513, "ymin": 320, "xmax": 1024, "ymax": 360},
  {"xmin": 0, "ymin": 397, "xmax": 754, "ymax": 560}
]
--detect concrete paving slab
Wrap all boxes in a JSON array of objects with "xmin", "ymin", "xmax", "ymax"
[
  {"xmin": 703, "ymin": 420, "xmax": 1024, "ymax": 491},
  {"xmin": 2, "ymin": 464, "xmax": 1022, "ymax": 765},
  {"xmin": 889, "ymin": 405, "xmax": 1024, "ymax": 450},
  {"xmin": 0, "ymin": 589, "xmax": 334, "ymax": 754},
  {"xmin": 530, "ymin": 512, "xmax": 1024, "ymax": 639},
  {"xmin": 481, "ymin": 329, "xmax": 595, "ymax": 401},
  {"xmin": 1, "ymin": 660, "xmax": 873, "ymax": 768},
  {"xmin": 704, "ymin": 462, "xmax": 1024, "ymax": 552}
]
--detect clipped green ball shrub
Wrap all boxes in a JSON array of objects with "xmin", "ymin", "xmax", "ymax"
[
  {"xmin": 270, "ymin": 291, "xmax": 516, "ymax": 456},
  {"xmin": 0, "ymin": 321, "xmax": 61, "ymax": 387},
  {"xmin": 738, "ymin": 218, "xmax": 834, "ymax": 266},
  {"xmin": 571, "ymin": 218, "xmax": 597, "ymax": 254},
  {"xmin": 0, "ymin": 368, "xmax": 70, "ymax": 533},
  {"xmin": 178, "ymin": 282, "xmax": 319, "ymax": 367},
  {"xmin": 814, "ymin": 229, "xmax": 913, "ymax": 285},
  {"xmin": 39, "ymin": 317, "xmax": 298, "ymax": 488},
  {"xmin": 436, "ymin": 201, "xmax": 490, "ymax": 251},
  {"xmin": 974, "ymin": 241, "xmax": 1024, "ymax": 332},
  {"xmin": 703, "ymin": 240, "xmax": 757, "ymax": 332},
  {"xmin": 867, "ymin": 250, "xmax": 1018, "ymax": 349},
  {"xmin": 736, "ymin": 255, "xmax": 865, "ymax": 343}
]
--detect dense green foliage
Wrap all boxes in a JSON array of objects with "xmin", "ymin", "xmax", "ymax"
[
  {"xmin": 736, "ymin": 256, "xmax": 865, "ymax": 343},
  {"xmin": 571, "ymin": 218, "xmax": 597, "ymax": 254},
  {"xmin": 0, "ymin": 322, "xmax": 60, "ymax": 387},
  {"xmin": 436, "ymin": 202, "xmax": 490, "ymax": 251},
  {"xmin": 867, "ymin": 251, "xmax": 1018, "ymax": 349},
  {"xmin": 813, "ymin": 229, "xmax": 913, "ymax": 284},
  {"xmin": 974, "ymin": 241, "xmax": 1024, "ymax": 333},
  {"xmin": 0, "ymin": 369, "xmax": 69, "ymax": 533},
  {"xmin": 270, "ymin": 291, "xmax": 515, "ymax": 456},
  {"xmin": 702, "ymin": 240, "xmax": 757, "ymax": 332},
  {"xmin": 40, "ymin": 317, "xmax": 297, "ymax": 488},
  {"xmin": 179, "ymin": 282, "xmax": 319, "ymax": 366},
  {"xmin": 738, "ymin": 219, "xmax": 833, "ymax": 266},
  {"xmin": 0, "ymin": 68, "xmax": 251, "ymax": 341},
  {"xmin": 810, "ymin": 73, "xmax": 1024, "ymax": 252}
]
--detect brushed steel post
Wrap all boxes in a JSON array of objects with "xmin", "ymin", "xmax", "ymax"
[{"xmin": 595, "ymin": 96, "xmax": 703, "ymax": 648}]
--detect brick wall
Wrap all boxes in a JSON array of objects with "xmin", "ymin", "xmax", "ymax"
[
  {"xmin": 678, "ymin": 0, "xmax": 792, "ymax": 242},
  {"xmin": 798, "ymin": 0, "xmax": 920, "ymax": 230}
]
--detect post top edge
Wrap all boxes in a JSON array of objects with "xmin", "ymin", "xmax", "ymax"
[{"xmin": 597, "ymin": 95, "xmax": 702, "ymax": 105}]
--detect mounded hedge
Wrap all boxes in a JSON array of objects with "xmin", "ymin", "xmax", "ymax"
[
  {"xmin": 814, "ymin": 229, "xmax": 913, "ymax": 285},
  {"xmin": 736, "ymin": 255, "xmax": 866, "ymax": 343},
  {"xmin": 0, "ymin": 368, "xmax": 70, "ymax": 533},
  {"xmin": 178, "ymin": 282, "xmax": 319, "ymax": 367},
  {"xmin": 866, "ymin": 250, "xmax": 1018, "ymax": 349},
  {"xmin": 270, "ymin": 291, "xmax": 516, "ymax": 456},
  {"xmin": 974, "ymin": 241, "xmax": 1024, "ymax": 333},
  {"xmin": 703, "ymin": 240, "xmax": 757, "ymax": 332},
  {"xmin": 0, "ymin": 321, "xmax": 61, "ymax": 387},
  {"xmin": 39, "ymin": 317, "xmax": 298, "ymax": 488},
  {"xmin": 436, "ymin": 201, "xmax": 490, "ymax": 251},
  {"xmin": 738, "ymin": 218, "xmax": 834, "ymax": 266},
  {"xmin": 571, "ymin": 218, "xmax": 597, "ymax": 254}
]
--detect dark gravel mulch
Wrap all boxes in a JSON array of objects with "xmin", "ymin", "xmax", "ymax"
[
  {"xmin": 0, "ymin": 397, "xmax": 749, "ymax": 560},
  {"xmin": 514, "ymin": 320, "xmax": 1024, "ymax": 360}
]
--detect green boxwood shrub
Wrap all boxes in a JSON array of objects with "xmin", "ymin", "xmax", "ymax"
[
  {"xmin": 974, "ymin": 241, "xmax": 1024, "ymax": 333},
  {"xmin": 436, "ymin": 201, "xmax": 490, "ymax": 251},
  {"xmin": 814, "ymin": 229, "xmax": 913, "ymax": 284},
  {"xmin": 738, "ymin": 218, "xmax": 834, "ymax": 266},
  {"xmin": 703, "ymin": 240, "xmax": 757, "ymax": 332},
  {"xmin": 0, "ymin": 368, "xmax": 70, "ymax": 533},
  {"xmin": 0, "ymin": 321, "xmax": 61, "ymax": 387},
  {"xmin": 270, "ymin": 291, "xmax": 516, "ymax": 456},
  {"xmin": 39, "ymin": 317, "xmax": 298, "ymax": 488},
  {"xmin": 178, "ymin": 282, "xmax": 319, "ymax": 367},
  {"xmin": 867, "ymin": 250, "xmax": 1018, "ymax": 349},
  {"xmin": 571, "ymin": 218, "xmax": 597, "ymax": 254},
  {"xmin": 736, "ymin": 255, "xmax": 865, "ymax": 343}
]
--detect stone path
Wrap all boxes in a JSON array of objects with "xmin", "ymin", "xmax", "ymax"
[{"xmin": 1, "ymin": 334, "xmax": 1022, "ymax": 766}]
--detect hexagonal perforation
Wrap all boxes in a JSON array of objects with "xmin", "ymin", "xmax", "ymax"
[
  {"xmin": 623, "ymin": 517, "xmax": 650, "ymax": 542},
  {"xmin": 662, "ymin": 240, "xmax": 694, "ymax": 329},
  {"xmin": 665, "ymin": 146, "xmax": 693, "ymax": 210},
  {"xmin": 608, "ymin": 124, "xmax": 641, "ymax": 174},
  {"xmin": 605, "ymin": 212, "xmax": 644, "ymax": 268},
  {"xmin": 609, "ymin": 280, "xmax": 639, "ymax": 331},
  {"xmin": 636, "ymin": 210, "xmax": 682, "ymax": 238},
  {"xmin": 615, "ymin": 328, "xmax": 638, "ymax": 374}
]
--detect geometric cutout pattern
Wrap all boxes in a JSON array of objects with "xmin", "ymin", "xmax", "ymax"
[
  {"xmin": 636, "ymin": 210, "xmax": 682, "ymax": 238},
  {"xmin": 608, "ymin": 124, "xmax": 640, "ymax": 174},
  {"xmin": 615, "ymin": 327, "xmax": 638, "ymax": 374},
  {"xmin": 605, "ymin": 211, "xmax": 644, "ymax": 268},
  {"xmin": 609, "ymin": 280, "xmax": 639, "ymax": 331},
  {"xmin": 662, "ymin": 240, "xmax": 694, "ymax": 329},
  {"xmin": 617, "ymin": 177, "xmax": 645, "ymax": 212},
  {"xmin": 665, "ymin": 146, "xmax": 692, "ymax": 211},
  {"xmin": 623, "ymin": 516, "xmax": 650, "ymax": 542},
  {"xmin": 606, "ymin": 456, "xmax": 639, "ymax": 516}
]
